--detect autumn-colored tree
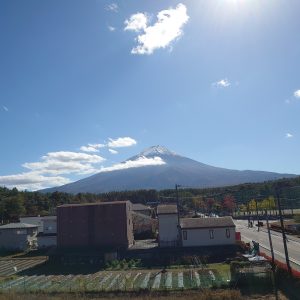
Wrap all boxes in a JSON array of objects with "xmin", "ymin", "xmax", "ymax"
[
  {"xmin": 238, "ymin": 204, "xmax": 247, "ymax": 213},
  {"xmin": 192, "ymin": 196, "xmax": 204, "ymax": 215},
  {"xmin": 248, "ymin": 199, "xmax": 257, "ymax": 212},
  {"xmin": 206, "ymin": 198, "xmax": 216, "ymax": 213},
  {"xmin": 222, "ymin": 195, "xmax": 236, "ymax": 213}
]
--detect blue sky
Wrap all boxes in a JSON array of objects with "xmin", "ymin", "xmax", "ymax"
[{"xmin": 0, "ymin": 0, "xmax": 300, "ymax": 190}]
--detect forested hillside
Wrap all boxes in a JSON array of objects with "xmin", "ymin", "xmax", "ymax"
[{"xmin": 1, "ymin": 176, "xmax": 300, "ymax": 223}]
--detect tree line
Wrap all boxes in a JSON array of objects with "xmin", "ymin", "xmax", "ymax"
[{"xmin": 1, "ymin": 176, "xmax": 300, "ymax": 223}]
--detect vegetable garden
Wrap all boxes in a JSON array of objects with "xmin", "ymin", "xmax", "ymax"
[{"xmin": 0, "ymin": 269, "xmax": 230, "ymax": 293}]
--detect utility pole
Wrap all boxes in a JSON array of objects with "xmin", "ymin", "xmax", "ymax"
[
  {"xmin": 275, "ymin": 186, "xmax": 292, "ymax": 275},
  {"xmin": 265, "ymin": 210, "xmax": 275, "ymax": 266},
  {"xmin": 175, "ymin": 184, "xmax": 181, "ymax": 246},
  {"xmin": 255, "ymin": 198, "xmax": 260, "ymax": 231},
  {"xmin": 247, "ymin": 202, "xmax": 250, "ymax": 228}
]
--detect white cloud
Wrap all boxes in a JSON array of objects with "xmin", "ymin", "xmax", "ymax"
[
  {"xmin": 109, "ymin": 149, "xmax": 118, "ymax": 154},
  {"xmin": 124, "ymin": 13, "xmax": 148, "ymax": 32},
  {"xmin": 125, "ymin": 3, "xmax": 189, "ymax": 55},
  {"xmin": 98, "ymin": 156, "xmax": 165, "ymax": 173},
  {"xmin": 43, "ymin": 151, "xmax": 105, "ymax": 163},
  {"xmin": 22, "ymin": 151, "xmax": 105, "ymax": 176},
  {"xmin": 294, "ymin": 90, "xmax": 300, "ymax": 98},
  {"xmin": 286, "ymin": 133, "xmax": 293, "ymax": 138},
  {"xmin": 0, "ymin": 172, "xmax": 70, "ymax": 191},
  {"xmin": 106, "ymin": 3, "xmax": 118, "ymax": 12},
  {"xmin": 2, "ymin": 106, "xmax": 8, "ymax": 112},
  {"xmin": 107, "ymin": 137, "xmax": 137, "ymax": 148},
  {"xmin": 23, "ymin": 161, "xmax": 97, "ymax": 175},
  {"xmin": 80, "ymin": 146, "xmax": 98, "ymax": 153},
  {"xmin": 80, "ymin": 143, "xmax": 105, "ymax": 153},
  {"xmin": 108, "ymin": 26, "xmax": 116, "ymax": 32},
  {"xmin": 1, "ymin": 136, "xmax": 138, "ymax": 190},
  {"xmin": 214, "ymin": 79, "xmax": 231, "ymax": 88}
]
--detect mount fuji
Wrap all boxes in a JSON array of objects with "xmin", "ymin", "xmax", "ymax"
[{"xmin": 42, "ymin": 145, "xmax": 296, "ymax": 194}]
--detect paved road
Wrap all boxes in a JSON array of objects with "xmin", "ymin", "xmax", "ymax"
[{"xmin": 235, "ymin": 220, "xmax": 300, "ymax": 272}]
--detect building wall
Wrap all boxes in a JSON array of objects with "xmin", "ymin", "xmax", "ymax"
[
  {"xmin": 126, "ymin": 202, "xmax": 134, "ymax": 247},
  {"xmin": 43, "ymin": 218, "xmax": 57, "ymax": 234},
  {"xmin": 57, "ymin": 201, "xmax": 133, "ymax": 249},
  {"xmin": 158, "ymin": 214, "xmax": 179, "ymax": 247},
  {"xmin": 38, "ymin": 235, "xmax": 57, "ymax": 248},
  {"xmin": 181, "ymin": 227, "xmax": 236, "ymax": 247},
  {"xmin": 0, "ymin": 228, "xmax": 38, "ymax": 251}
]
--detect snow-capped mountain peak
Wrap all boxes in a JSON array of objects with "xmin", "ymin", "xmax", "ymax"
[{"xmin": 138, "ymin": 145, "xmax": 177, "ymax": 157}]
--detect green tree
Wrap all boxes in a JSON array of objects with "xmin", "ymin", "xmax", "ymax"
[{"xmin": 4, "ymin": 194, "xmax": 26, "ymax": 222}]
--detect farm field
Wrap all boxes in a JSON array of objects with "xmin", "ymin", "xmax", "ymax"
[
  {"xmin": 0, "ymin": 258, "xmax": 47, "ymax": 276},
  {"xmin": 0, "ymin": 268, "xmax": 230, "ymax": 293}
]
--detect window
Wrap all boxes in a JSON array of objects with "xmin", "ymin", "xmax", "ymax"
[
  {"xmin": 183, "ymin": 230, "xmax": 187, "ymax": 240},
  {"xmin": 209, "ymin": 229, "xmax": 214, "ymax": 239},
  {"xmin": 226, "ymin": 228, "xmax": 230, "ymax": 238}
]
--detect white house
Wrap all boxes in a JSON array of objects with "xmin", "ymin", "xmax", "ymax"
[
  {"xmin": 180, "ymin": 216, "xmax": 236, "ymax": 247},
  {"xmin": 19, "ymin": 216, "xmax": 57, "ymax": 248},
  {"xmin": 0, "ymin": 223, "xmax": 38, "ymax": 251},
  {"xmin": 37, "ymin": 216, "xmax": 57, "ymax": 248},
  {"xmin": 19, "ymin": 216, "xmax": 44, "ymax": 233},
  {"xmin": 157, "ymin": 204, "xmax": 179, "ymax": 247}
]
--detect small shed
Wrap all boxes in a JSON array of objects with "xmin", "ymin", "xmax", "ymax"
[
  {"xmin": 0, "ymin": 223, "xmax": 38, "ymax": 251},
  {"xmin": 180, "ymin": 216, "xmax": 236, "ymax": 247}
]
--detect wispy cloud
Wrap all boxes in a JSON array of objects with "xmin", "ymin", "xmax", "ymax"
[
  {"xmin": 106, "ymin": 3, "xmax": 118, "ymax": 12},
  {"xmin": 107, "ymin": 137, "xmax": 137, "ymax": 148},
  {"xmin": 213, "ymin": 79, "xmax": 231, "ymax": 88},
  {"xmin": 124, "ymin": 3, "xmax": 189, "ymax": 55},
  {"xmin": 109, "ymin": 149, "xmax": 118, "ymax": 154},
  {"xmin": 2, "ymin": 105, "xmax": 8, "ymax": 112},
  {"xmin": 286, "ymin": 133, "xmax": 293, "ymax": 138},
  {"xmin": 80, "ymin": 143, "xmax": 105, "ymax": 153},
  {"xmin": 294, "ymin": 90, "xmax": 300, "ymax": 98},
  {"xmin": 98, "ymin": 156, "xmax": 165, "ymax": 173},
  {"xmin": 108, "ymin": 25, "xmax": 116, "ymax": 32}
]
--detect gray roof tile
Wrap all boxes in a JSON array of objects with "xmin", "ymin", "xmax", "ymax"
[
  {"xmin": 180, "ymin": 216, "xmax": 235, "ymax": 229},
  {"xmin": 0, "ymin": 223, "xmax": 38, "ymax": 229},
  {"xmin": 157, "ymin": 204, "xmax": 178, "ymax": 215}
]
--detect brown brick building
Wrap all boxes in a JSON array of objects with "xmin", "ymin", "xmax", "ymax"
[{"xmin": 57, "ymin": 201, "xmax": 134, "ymax": 249}]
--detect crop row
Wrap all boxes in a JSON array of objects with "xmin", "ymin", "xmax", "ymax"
[
  {"xmin": 0, "ymin": 259, "xmax": 46, "ymax": 276},
  {"xmin": 0, "ymin": 269, "xmax": 229, "ymax": 292}
]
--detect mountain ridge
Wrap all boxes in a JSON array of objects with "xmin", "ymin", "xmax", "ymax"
[{"xmin": 41, "ymin": 145, "xmax": 297, "ymax": 194}]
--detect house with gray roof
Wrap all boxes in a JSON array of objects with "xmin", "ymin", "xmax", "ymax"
[
  {"xmin": 156, "ymin": 203, "xmax": 236, "ymax": 248},
  {"xmin": 180, "ymin": 216, "xmax": 236, "ymax": 247},
  {"xmin": 0, "ymin": 223, "xmax": 38, "ymax": 251}
]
